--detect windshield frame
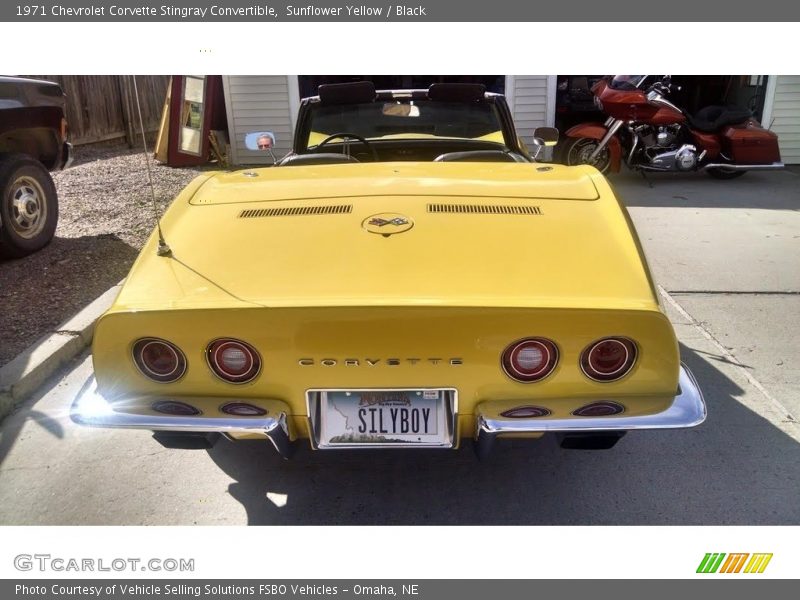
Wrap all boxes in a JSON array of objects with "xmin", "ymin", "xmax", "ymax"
[{"xmin": 293, "ymin": 89, "xmax": 522, "ymax": 155}]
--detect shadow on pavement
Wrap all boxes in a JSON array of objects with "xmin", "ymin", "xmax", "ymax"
[
  {"xmin": 0, "ymin": 352, "xmax": 81, "ymax": 467},
  {"xmin": 609, "ymin": 169, "xmax": 799, "ymax": 211},
  {"xmin": 0, "ymin": 235, "xmax": 136, "ymax": 366},
  {"xmin": 206, "ymin": 343, "xmax": 800, "ymax": 525},
  {"xmin": 0, "ymin": 409, "xmax": 64, "ymax": 467}
]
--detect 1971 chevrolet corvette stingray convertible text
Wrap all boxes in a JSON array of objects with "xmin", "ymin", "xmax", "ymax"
[{"xmin": 72, "ymin": 82, "xmax": 705, "ymax": 458}]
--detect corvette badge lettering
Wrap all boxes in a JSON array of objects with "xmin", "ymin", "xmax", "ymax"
[{"xmin": 298, "ymin": 358, "xmax": 463, "ymax": 366}]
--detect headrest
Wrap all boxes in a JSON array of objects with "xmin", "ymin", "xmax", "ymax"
[
  {"xmin": 427, "ymin": 83, "xmax": 486, "ymax": 102},
  {"xmin": 318, "ymin": 81, "xmax": 376, "ymax": 105}
]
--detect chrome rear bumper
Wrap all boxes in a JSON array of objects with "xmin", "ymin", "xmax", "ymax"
[
  {"xmin": 73, "ymin": 365, "xmax": 704, "ymax": 461},
  {"xmin": 474, "ymin": 364, "xmax": 705, "ymax": 458},
  {"xmin": 70, "ymin": 376, "xmax": 293, "ymax": 459}
]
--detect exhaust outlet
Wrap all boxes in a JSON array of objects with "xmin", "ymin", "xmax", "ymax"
[
  {"xmin": 557, "ymin": 431, "xmax": 626, "ymax": 450},
  {"xmin": 152, "ymin": 432, "xmax": 221, "ymax": 449},
  {"xmin": 701, "ymin": 162, "xmax": 784, "ymax": 171}
]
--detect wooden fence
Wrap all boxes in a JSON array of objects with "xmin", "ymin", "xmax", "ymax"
[{"xmin": 25, "ymin": 75, "xmax": 169, "ymax": 146}]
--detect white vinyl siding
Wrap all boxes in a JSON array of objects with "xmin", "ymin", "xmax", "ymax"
[
  {"xmin": 222, "ymin": 75, "xmax": 294, "ymax": 166},
  {"xmin": 506, "ymin": 75, "xmax": 550, "ymax": 146},
  {"xmin": 770, "ymin": 76, "xmax": 800, "ymax": 164},
  {"xmin": 223, "ymin": 76, "xmax": 561, "ymax": 165}
]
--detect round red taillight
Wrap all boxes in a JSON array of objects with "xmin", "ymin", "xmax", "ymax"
[
  {"xmin": 500, "ymin": 405, "xmax": 552, "ymax": 418},
  {"xmin": 580, "ymin": 337, "xmax": 637, "ymax": 382},
  {"xmin": 152, "ymin": 400, "xmax": 200, "ymax": 416},
  {"xmin": 572, "ymin": 401, "xmax": 625, "ymax": 417},
  {"xmin": 501, "ymin": 338, "xmax": 559, "ymax": 383},
  {"xmin": 133, "ymin": 338, "xmax": 187, "ymax": 383},
  {"xmin": 206, "ymin": 339, "xmax": 261, "ymax": 384},
  {"xmin": 221, "ymin": 402, "xmax": 268, "ymax": 416}
]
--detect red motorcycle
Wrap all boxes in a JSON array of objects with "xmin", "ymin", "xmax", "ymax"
[{"xmin": 558, "ymin": 75, "xmax": 783, "ymax": 179}]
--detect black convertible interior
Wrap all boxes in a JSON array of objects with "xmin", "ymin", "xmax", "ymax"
[
  {"xmin": 280, "ymin": 82, "xmax": 530, "ymax": 166},
  {"xmin": 279, "ymin": 140, "xmax": 526, "ymax": 166}
]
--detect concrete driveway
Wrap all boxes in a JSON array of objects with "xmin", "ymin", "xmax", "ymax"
[{"xmin": 0, "ymin": 168, "xmax": 798, "ymax": 525}]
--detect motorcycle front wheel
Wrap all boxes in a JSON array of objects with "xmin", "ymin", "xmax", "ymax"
[{"xmin": 558, "ymin": 137, "xmax": 612, "ymax": 173}]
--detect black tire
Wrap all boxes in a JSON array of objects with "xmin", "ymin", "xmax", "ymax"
[
  {"xmin": 706, "ymin": 167, "xmax": 746, "ymax": 180},
  {"xmin": 0, "ymin": 154, "xmax": 58, "ymax": 258},
  {"xmin": 557, "ymin": 137, "xmax": 612, "ymax": 173}
]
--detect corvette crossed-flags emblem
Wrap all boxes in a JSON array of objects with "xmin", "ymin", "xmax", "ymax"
[{"xmin": 368, "ymin": 217, "xmax": 409, "ymax": 227}]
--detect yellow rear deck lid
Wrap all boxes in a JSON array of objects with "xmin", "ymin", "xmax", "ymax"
[{"xmin": 190, "ymin": 162, "xmax": 600, "ymax": 205}]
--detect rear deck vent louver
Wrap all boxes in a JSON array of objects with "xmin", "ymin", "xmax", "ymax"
[
  {"xmin": 238, "ymin": 205, "xmax": 352, "ymax": 218},
  {"xmin": 427, "ymin": 204, "xmax": 542, "ymax": 215}
]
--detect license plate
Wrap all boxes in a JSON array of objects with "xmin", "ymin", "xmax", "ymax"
[{"xmin": 318, "ymin": 389, "xmax": 451, "ymax": 448}]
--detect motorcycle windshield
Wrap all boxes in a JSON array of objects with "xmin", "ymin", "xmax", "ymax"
[{"xmin": 609, "ymin": 75, "xmax": 646, "ymax": 90}]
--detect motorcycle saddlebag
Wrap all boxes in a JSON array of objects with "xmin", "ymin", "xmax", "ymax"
[{"xmin": 722, "ymin": 119, "xmax": 781, "ymax": 164}]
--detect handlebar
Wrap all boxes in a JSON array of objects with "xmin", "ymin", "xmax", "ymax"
[{"xmin": 646, "ymin": 77, "xmax": 681, "ymax": 95}]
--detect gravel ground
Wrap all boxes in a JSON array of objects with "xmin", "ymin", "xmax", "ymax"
[{"xmin": 0, "ymin": 140, "xmax": 211, "ymax": 367}]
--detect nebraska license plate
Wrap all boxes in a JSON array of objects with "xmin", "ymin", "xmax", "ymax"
[{"xmin": 317, "ymin": 389, "xmax": 453, "ymax": 448}]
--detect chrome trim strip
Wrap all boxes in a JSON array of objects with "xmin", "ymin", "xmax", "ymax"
[
  {"xmin": 700, "ymin": 162, "xmax": 784, "ymax": 171},
  {"xmin": 589, "ymin": 119, "xmax": 623, "ymax": 160},
  {"xmin": 646, "ymin": 91, "xmax": 684, "ymax": 115},
  {"xmin": 70, "ymin": 376, "xmax": 294, "ymax": 459},
  {"xmin": 626, "ymin": 125, "xmax": 639, "ymax": 166},
  {"xmin": 305, "ymin": 387, "xmax": 458, "ymax": 449},
  {"xmin": 62, "ymin": 142, "xmax": 74, "ymax": 170},
  {"xmin": 474, "ymin": 364, "xmax": 705, "ymax": 458}
]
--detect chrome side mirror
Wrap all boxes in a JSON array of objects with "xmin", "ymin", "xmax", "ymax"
[
  {"xmin": 244, "ymin": 131, "xmax": 277, "ymax": 163},
  {"xmin": 531, "ymin": 127, "xmax": 559, "ymax": 160},
  {"xmin": 533, "ymin": 127, "xmax": 559, "ymax": 147}
]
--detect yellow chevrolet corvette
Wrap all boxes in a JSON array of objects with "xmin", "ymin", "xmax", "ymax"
[{"xmin": 72, "ymin": 82, "xmax": 705, "ymax": 459}]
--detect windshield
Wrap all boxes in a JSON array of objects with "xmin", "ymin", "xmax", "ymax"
[
  {"xmin": 303, "ymin": 99, "xmax": 505, "ymax": 149},
  {"xmin": 609, "ymin": 75, "xmax": 648, "ymax": 91}
]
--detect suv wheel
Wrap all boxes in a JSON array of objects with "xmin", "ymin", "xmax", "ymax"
[{"xmin": 0, "ymin": 154, "xmax": 59, "ymax": 258}]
